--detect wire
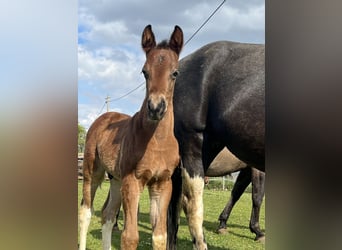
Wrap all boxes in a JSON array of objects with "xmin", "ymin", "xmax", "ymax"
[
  {"xmin": 109, "ymin": 82, "xmax": 145, "ymax": 102},
  {"xmin": 184, "ymin": 0, "xmax": 226, "ymax": 46},
  {"xmin": 97, "ymin": 101, "xmax": 106, "ymax": 115}
]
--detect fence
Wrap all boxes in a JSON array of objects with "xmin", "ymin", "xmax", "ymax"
[
  {"xmin": 205, "ymin": 176, "xmax": 235, "ymax": 190},
  {"xmin": 205, "ymin": 174, "xmax": 252, "ymax": 193}
]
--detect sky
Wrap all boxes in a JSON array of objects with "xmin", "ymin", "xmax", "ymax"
[{"xmin": 78, "ymin": 0, "xmax": 265, "ymax": 129}]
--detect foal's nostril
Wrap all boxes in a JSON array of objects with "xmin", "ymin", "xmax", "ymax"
[
  {"xmin": 154, "ymin": 98, "xmax": 166, "ymax": 114},
  {"xmin": 159, "ymin": 98, "xmax": 166, "ymax": 111}
]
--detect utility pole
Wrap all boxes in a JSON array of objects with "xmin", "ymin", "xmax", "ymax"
[{"xmin": 105, "ymin": 95, "xmax": 110, "ymax": 112}]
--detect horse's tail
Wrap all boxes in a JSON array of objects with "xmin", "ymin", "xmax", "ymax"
[{"xmin": 167, "ymin": 163, "xmax": 183, "ymax": 250}]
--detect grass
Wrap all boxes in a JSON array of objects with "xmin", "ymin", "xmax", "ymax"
[{"xmin": 78, "ymin": 180, "xmax": 265, "ymax": 250}]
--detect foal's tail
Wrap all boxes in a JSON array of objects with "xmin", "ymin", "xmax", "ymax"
[
  {"xmin": 167, "ymin": 164, "xmax": 183, "ymax": 250},
  {"xmin": 101, "ymin": 172, "xmax": 113, "ymax": 213}
]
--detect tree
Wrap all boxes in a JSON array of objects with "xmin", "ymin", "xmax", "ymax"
[{"xmin": 78, "ymin": 123, "xmax": 86, "ymax": 153}]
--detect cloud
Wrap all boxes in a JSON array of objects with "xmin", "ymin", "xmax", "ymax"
[
  {"xmin": 78, "ymin": 104, "xmax": 102, "ymax": 129},
  {"xmin": 78, "ymin": 42, "xmax": 146, "ymax": 129},
  {"xmin": 181, "ymin": 2, "xmax": 264, "ymax": 45},
  {"xmin": 79, "ymin": 10, "xmax": 140, "ymax": 50},
  {"xmin": 79, "ymin": 0, "xmax": 265, "ymax": 48},
  {"xmin": 228, "ymin": 3, "xmax": 265, "ymax": 31},
  {"xmin": 78, "ymin": 44, "xmax": 145, "ymax": 91},
  {"xmin": 78, "ymin": 0, "xmax": 265, "ymax": 129}
]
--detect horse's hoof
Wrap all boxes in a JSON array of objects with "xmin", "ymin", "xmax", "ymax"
[
  {"xmin": 255, "ymin": 235, "xmax": 265, "ymax": 243},
  {"xmin": 216, "ymin": 228, "xmax": 228, "ymax": 234},
  {"xmin": 112, "ymin": 225, "xmax": 120, "ymax": 232}
]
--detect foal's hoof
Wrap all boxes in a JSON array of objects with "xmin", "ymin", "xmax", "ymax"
[
  {"xmin": 216, "ymin": 227, "xmax": 228, "ymax": 234},
  {"xmin": 255, "ymin": 235, "xmax": 265, "ymax": 243}
]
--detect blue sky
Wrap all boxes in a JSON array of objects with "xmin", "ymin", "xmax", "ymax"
[{"xmin": 78, "ymin": 0, "xmax": 265, "ymax": 129}]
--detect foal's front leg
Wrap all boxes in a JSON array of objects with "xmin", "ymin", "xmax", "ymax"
[
  {"xmin": 149, "ymin": 179, "xmax": 172, "ymax": 250},
  {"xmin": 121, "ymin": 174, "xmax": 141, "ymax": 250}
]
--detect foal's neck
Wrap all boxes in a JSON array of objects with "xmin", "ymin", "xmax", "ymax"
[{"xmin": 137, "ymin": 99, "xmax": 175, "ymax": 139}]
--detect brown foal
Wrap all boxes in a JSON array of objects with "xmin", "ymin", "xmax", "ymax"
[{"xmin": 79, "ymin": 25, "xmax": 183, "ymax": 250}]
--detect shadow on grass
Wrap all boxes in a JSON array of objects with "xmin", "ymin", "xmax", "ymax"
[
  {"xmin": 203, "ymin": 217, "xmax": 250, "ymax": 232},
  {"xmin": 89, "ymin": 228, "xmax": 230, "ymax": 250},
  {"xmin": 202, "ymin": 214, "xmax": 265, "ymax": 239},
  {"xmin": 88, "ymin": 210, "xmax": 257, "ymax": 250},
  {"xmin": 89, "ymin": 228, "xmax": 153, "ymax": 249}
]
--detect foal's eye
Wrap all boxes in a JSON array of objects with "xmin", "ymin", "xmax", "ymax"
[
  {"xmin": 142, "ymin": 69, "xmax": 149, "ymax": 79},
  {"xmin": 171, "ymin": 70, "xmax": 179, "ymax": 79}
]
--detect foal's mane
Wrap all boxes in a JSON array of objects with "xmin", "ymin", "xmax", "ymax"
[{"xmin": 156, "ymin": 40, "xmax": 170, "ymax": 49}]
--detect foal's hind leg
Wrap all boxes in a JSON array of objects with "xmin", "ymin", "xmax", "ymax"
[
  {"xmin": 79, "ymin": 157, "xmax": 105, "ymax": 250},
  {"xmin": 217, "ymin": 167, "xmax": 252, "ymax": 234},
  {"xmin": 101, "ymin": 178, "xmax": 121, "ymax": 250},
  {"xmin": 149, "ymin": 179, "xmax": 173, "ymax": 249}
]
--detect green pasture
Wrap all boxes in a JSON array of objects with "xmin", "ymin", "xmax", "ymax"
[{"xmin": 78, "ymin": 180, "xmax": 265, "ymax": 250}]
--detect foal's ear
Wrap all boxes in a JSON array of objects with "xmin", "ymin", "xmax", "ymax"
[
  {"xmin": 169, "ymin": 25, "xmax": 183, "ymax": 55},
  {"xmin": 142, "ymin": 24, "xmax": 156, "ymax": 54}
]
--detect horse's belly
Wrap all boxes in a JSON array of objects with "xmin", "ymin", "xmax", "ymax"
[{"xmin": 205, "ymin": 148, "xmax": 247, "ymax": 177}]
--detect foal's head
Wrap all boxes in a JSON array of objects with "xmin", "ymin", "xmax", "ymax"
[{"xmin": 141, "ymin": 25, "xmax": 183, "ymax": 121}]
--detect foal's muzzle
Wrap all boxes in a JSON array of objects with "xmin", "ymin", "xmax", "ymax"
[{"xmin": 147, "ymin": 97, "xmax": 166, "ymax": 121}]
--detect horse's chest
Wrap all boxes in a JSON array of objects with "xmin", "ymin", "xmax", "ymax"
[
  {"xmin": 121, "ymin": 139, "xmax": 179, "ymax": 182},
  {"xmin": 140, "ymin": 151, "xmax": 165, "ymax": 166},
  {"xmin": 136, "ymin": 149, "xmax": 177, "ymax": 180}
]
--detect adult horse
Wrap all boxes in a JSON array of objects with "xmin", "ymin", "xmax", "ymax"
[
  {"xmin": 167, "ymin": 41, "xmax": 264, "ymax": 249},
  {"xmin": 79, "ymin": 24, "xmax": 183, "ymax": 250}
]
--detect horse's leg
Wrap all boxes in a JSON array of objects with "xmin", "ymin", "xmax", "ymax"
[
  {"xmin": 180, "ymin": 134, "xmax": 222, "ymax": 250},
  {"xmin": 79, "ymin": 176, "xmax": 92, "ymax": 250},
  {"xmin": 249, "ymin": 168, "xmax": 265, "ymax": 241},
  {"xmin": 217, "ymin": 167, "xmax": 252, "ymax": 234},
  {"xmin": 121, "ymin": 174, "xmax": 141, "ymax": 250},
  {"xmin": 167, "ymin": 165, "xmax": 182, "ymax": 250},
  {"xmin": 79, "ymin": 154, "xmax": 105, "ymax": 250},
  {"xmin": 149, "ymin": 178, "xmax": 173, "ymax": 249},
  {"xmin": 181, "ymin": 166, "xmax": 207, "ymax": 250},
  {"xmin": 101, "ymin": 178, "xmax": 121, "ymax": 250}
]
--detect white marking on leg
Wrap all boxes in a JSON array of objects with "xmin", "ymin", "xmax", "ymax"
[
  {"xmin": 182, "ymin": 169, "xmax": 208, "ymax": 250},
  {"xmin": 152, "ymin": 233, "xmax": 167, "ymax": 250},
  {"xmin": 149, "ymin": 194, "xmax": 159, "ymax": 229},
  {"xmin": 102, "ymin": 220, "xmax": 114, "ymax": 250},
  {"xmin": 79, "ymin": 205, "xmax": 91, "ymax": 250}
]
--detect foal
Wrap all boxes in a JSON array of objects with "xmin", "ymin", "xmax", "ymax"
[{"xmin": 79, "ymin": 25, "xmax": 183, "ymax": 250}]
